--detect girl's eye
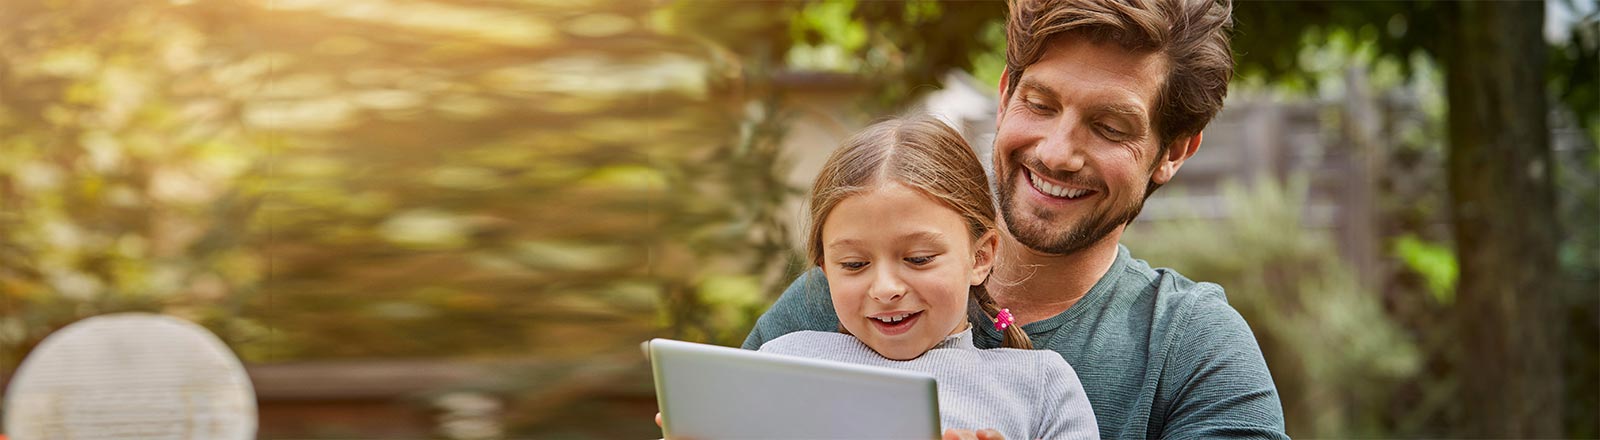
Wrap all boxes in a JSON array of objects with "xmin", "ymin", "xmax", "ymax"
[
  {"xmin": 905, "ymin": 255, "xmax": 936, "ymax": 266},
  {"xmin": 839, "ymin": 261, "xmax": 868, "ymax": 271}
]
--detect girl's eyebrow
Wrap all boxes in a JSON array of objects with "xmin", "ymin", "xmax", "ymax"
[
  {"xmin": 896, "ymin": 231, "xmax": 947, "ymax": 244},
  {"xmin": 826, "ymin": 238, "xmax": 865, "ymax": 249},
  {"xmin": 826, "ymin": 231, "xmax": 948, "ymax": 249}
]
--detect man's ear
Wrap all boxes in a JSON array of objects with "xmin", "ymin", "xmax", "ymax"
[
  {"xmin": 1152, "ymin": 131, "xmax": 1203, "ymax": 185},
  {"xmin": 995, "ymin": 68, "xmax": 1010, "ymax": 120},
  {"xmin": 970, "ymin": 230, "xmax": 1000, "ymax": 286}
]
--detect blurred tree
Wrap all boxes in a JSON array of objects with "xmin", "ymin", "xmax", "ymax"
[
  {"xmin": 0, "ymin": 0, "xmax": 796, "ymax": 351},
  {"xmin": 1232, "ymin": 2, "xmax": 1597, "ymax": 437},
  {"xmin": 0, "ymin": 0, "xmax": 276, "ymax": 368},
  {"xmin": 2, "ymin": 1, "xmax": 802, "ymax": 436}
]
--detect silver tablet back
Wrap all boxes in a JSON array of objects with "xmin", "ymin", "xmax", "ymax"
[{"xmin": 646, "ymin": 338, "xmax": 940, "ymax": 440}]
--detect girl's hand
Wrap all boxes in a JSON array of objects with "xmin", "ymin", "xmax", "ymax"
[{"xmin": 943, "ymin": 428, "xmax": 1005, "ymax": 440}]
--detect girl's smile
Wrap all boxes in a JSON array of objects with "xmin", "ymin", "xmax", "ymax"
[{"xmin": 868, "ymin": 310, "xmax": 922, "ymax": 336}]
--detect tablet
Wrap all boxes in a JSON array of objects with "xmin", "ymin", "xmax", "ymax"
[{"xmin": 645, "ymin": 338, "xmax": 940, "ymax": 439}]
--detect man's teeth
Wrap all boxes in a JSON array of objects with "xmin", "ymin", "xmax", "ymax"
[
  {"xmin": 1030, "ymin": 172, "xmax": 1090, "ymax": 199},
  {"xmin": 874, "ymin": 313, "xmax": 912, "ymax": 323}
]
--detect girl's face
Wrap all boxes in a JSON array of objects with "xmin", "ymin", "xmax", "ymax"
[{"xmin": 820, "ymin": 181, "xmax": 997, "ymax": 361}]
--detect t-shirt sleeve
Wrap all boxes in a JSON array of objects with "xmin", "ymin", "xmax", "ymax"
[
  {"xmin": 741, "ymin": 268, "xmax": 840, "ymax": 350},
  {"xmin": 1035, "ymin": 353, "xmax": 1101, "ymax": 440},
  {"xmin": 1159, "ymin": 287, "xmax": 1289, "ymax": 439}
]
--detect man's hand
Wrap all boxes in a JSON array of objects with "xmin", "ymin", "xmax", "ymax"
[{"xmin": 942, "ymin": 428, "xmax": 1005, "ymax": 440}]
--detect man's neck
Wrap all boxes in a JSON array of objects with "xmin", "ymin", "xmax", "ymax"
[{"xmin": 988, "ymin": 226, "xmax": 1123, "ymax": 326}]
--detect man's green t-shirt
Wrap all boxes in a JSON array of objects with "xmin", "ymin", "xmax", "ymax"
[{"xmin": 742, "ymin": 245, "xmax": 1289, "ymax": 439}]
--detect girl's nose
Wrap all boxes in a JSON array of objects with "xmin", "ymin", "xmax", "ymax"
[{"xmin": 868, "ymin": 267, "xmax": 907, "ymax": 303}]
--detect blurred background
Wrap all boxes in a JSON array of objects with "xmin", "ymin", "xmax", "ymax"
[{"xmin": 0, "ymin": 0, "xmax": 1595, "ymax": 438}]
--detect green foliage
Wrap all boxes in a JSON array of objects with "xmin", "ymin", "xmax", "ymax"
[
  {"xmin": 1125, "ymin": 177, "xmax": 1421, "ymax": 438},
  {"xmin": 0, "ymin": 0, "xmax": 279, "ymax": 367},
  {"xmin": 1232, "ymin": 2, "xmax": 1442, "ymax": 85},
  {"xmin": 796, "ymin": 0, "xmax": 869, "ymax": 52},
  {"xmin": 3, "ymin": 0, "xmax": 805, "ymax": 436},
  {"xmin": 724, "ymin": 0, "xmax": 1008, "ymax": 108},
  {"xmin": 1391, "ymin": 234, "xmax": 1457, "ymax": 304},
  {"xmin": 0, "ymin": 0, "xmax": 797, "ymax": 375},
  {"xmin": 1233, "ymin": 1, "xmax": 1599, "ymax": 138}
]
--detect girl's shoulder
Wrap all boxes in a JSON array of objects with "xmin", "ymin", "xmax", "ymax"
[
  {"xmin": 978, "ymin": 347, "xmax": 1080, "ymax": 376},
  {"xmin": 756, "ymin": 330, "xmax": 858, "ymax": 355}
]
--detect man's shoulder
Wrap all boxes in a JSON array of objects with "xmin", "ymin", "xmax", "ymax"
[
  {"xmin": 742, "ymin": 270, "xmax": 839, "ymax": 349},
  {"xmin": 1124, "ymin": 257, "xmax": 1263, "ymax": 364},
  {"xmin": 1111, "ymin": 253, "xmax": 1254, "ymax": 352},
  {"xmin": 1119, "ymin": 253, "xmax": 1232, "ymax": 321},
  {"xmin": 758, "ymin": 330, "xmax": 850, "ymax": 353},
  {"xmin": 994, "ymin": 347, "xmax": 1083, "ymax": 385}
]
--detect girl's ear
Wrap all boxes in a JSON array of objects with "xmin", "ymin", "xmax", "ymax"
[{"xmin": 970, "ymin": 230, "xmax": 1000, "ymax": 285}]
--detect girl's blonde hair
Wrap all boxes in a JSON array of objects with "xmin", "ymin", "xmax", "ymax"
[{"xmin": 807, "ymin": 114, "xmax": 1032, "ymax": 350}]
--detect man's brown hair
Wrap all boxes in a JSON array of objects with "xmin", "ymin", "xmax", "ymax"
[{"xmin": 1004, "ymin": 0, "xmax": 1235, "ymax": 149}]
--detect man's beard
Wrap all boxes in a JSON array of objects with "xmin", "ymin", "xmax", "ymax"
[{"xmin": 995, "ymin": 159, "xmax": 1146, "ymax": 256}]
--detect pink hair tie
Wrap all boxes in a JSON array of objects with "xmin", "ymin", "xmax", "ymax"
[{"xmin": 995, "ymin": 308, "xmax": 1015, "ymax": 331}]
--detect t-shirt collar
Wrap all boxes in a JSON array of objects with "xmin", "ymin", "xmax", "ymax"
[{"xmin": 973, "ymin": 243, "xmax": 1134, "ymax": 341}]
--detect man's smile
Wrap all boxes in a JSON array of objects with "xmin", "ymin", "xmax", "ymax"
[{"xmin": 1023, "ymin": 167, "xmax": 1098, "ymax": 201}]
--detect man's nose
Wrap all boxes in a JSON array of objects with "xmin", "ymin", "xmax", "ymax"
[
  {"xmin": 1035, "ymin": 119, "xmax": 1087, "ymax": 172},
  {"xmin": 868, "ymin": 266, "xmax": 907, "ymax": 303}
]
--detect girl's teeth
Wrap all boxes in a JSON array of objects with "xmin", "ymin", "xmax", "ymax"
[{"xmin": 875, "ymin": 313, "xmax": 911, "ymax": 322}]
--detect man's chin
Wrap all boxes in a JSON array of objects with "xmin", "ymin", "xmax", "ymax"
[
  {"xmin": 1001, "ymin": 209, "xmax": 1112, "ymax": 256},
  {"xmin": 1004, "ymin": 217, "xmax": 1075, "ymax": 255}
]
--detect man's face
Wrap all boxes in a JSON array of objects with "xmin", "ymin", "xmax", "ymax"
[{"xmin": 993, "ymin": 37, "xmax": 1177, "ymax": 255}]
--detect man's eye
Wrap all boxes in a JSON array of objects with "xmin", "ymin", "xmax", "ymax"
[
  {"xmin": 1026, "ymin": 101, "xmax": 1052, "ymax": 113},
  {"xmin": 1097, "ymin": 123, "xmax": 1127, "ymax": 138},
  {"xmin": 905, "ymin": 256, "xmax": 936, "ymax": 265},
  {"xmin": 840, "ymin": 261, "xmax": 868, "ymax": 270}
]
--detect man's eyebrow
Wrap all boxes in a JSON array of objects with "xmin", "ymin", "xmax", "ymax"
[
  {"xmin": 1017, "ymin": 77, "xmax": 1059, "ymax": 101},
  {"xmin": 1095, "ymin": 103, "xmax": 1145, "ymax": 117},
  {"xmin": 1019, "ymin": 78, "xmax": 1148, "ymax": 120}
]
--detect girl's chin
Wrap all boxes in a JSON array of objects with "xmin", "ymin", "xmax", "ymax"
[
  {"xmin": 868, "ymin": 343, "xmax": 929, "ymax": 361},
  {"xmin": 862, "ymin": 335, "xmax": 940, "ymax": 361}
]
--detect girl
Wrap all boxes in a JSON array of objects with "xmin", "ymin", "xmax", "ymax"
[{"xmin": 757, "ymin": 115, "xmax": 1098, "ymax": 439}]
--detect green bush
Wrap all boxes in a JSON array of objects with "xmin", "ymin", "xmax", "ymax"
[{"xmin": 1125, "ymin": 176, "xmax": 1420, "ymax": 438}]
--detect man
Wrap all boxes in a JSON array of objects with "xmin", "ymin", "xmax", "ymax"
[{"xmin": 743, "ymin": 0, "xmax": 1288, "ymax": 438}]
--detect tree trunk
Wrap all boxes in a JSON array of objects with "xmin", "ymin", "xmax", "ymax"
[{"xmin": 1443, "ymin": 1, "xmax": 1564, "ymax": 437}]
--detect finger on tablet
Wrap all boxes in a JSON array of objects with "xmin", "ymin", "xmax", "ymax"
[{"xmin": 943, "ymin": 429, "xmax": 978, "ymax": 440}]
